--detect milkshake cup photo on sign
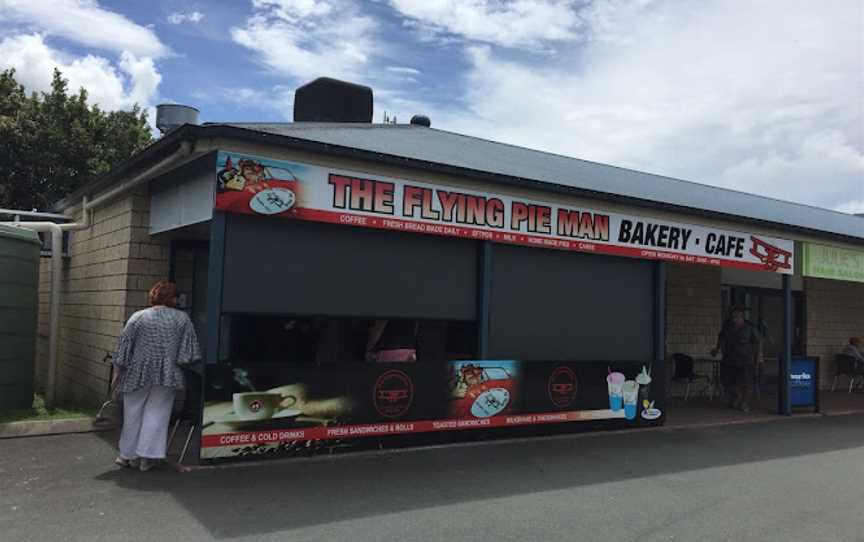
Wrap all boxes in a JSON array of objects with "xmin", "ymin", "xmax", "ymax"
[
  {"xmin": 635, "ymin": 366, "xmax": 652, "ymax": 402},
  {"xmin": 622, "ymin": 381, "xmax": 639, "ymax": 420},
  {"xmin": 607, "ymin": 371, "xmax": 625, "ymax": 411}
]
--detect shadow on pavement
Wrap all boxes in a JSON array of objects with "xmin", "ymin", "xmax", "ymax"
[{"xmin": 93, "ymin": 415, "xmax": 864, "ymax": 539}]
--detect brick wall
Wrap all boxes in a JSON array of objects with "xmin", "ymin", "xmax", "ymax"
[
  {"xmin": 805, "ymin": 277, "xmax": 864, "ymax": 389},
  {"xmin": 665, "ymin": 263, "xmax": 723, "ymax": 359},
  {"xmin": 34, "ymin": 188, "xmax": 171, "ymax": 407},
  {"xmin": 124, "ymin": 189, "xmax": 171, "ymax": 321}
]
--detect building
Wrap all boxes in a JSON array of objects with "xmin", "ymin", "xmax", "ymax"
[{"xmin": 11, "ymin": 81, "xmax": 863, "ymax": 462}]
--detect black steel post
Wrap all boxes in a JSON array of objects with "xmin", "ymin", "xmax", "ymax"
[
  {"xmin": 654, "ymin": 261, "xmax": 667, "ymax": 416},
  {"xmin": 781, "ymin": 273, "xmax": 792, "ymax": 415},
  {"xmin": 477, "ymin": 241, "xmax": 492, "ymax": 359},
  {"xmin": 205, "ymin": 211, "xmax": 227, "ymax": 365}
]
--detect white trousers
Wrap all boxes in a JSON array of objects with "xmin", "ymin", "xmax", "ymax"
[{"xmin": 119, "ymin": 386, "xmax": 175, "ymax": 460}]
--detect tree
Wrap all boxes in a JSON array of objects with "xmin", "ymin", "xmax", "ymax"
[{"xmin": 0, "ymin": 68, "xmax": 153, "ymax": 211}]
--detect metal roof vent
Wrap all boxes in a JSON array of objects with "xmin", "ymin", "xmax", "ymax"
[
  {"xmin": 294, "ymin": 77, "xmax": 373, "ymax": 123},
  {"xmin": 410, "ymin": 115, "xmax": 431, "ymax": 127},
  {"xmin": 155, "ymin": 104, "xmax": 199, "ymax": 134}
]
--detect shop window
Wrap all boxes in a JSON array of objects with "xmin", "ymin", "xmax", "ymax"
[
  {"xmin": 488, "ymin": 244, "xmax": 654, "ymax": 361},
  {"xmin": 221, "ymin": 314, "xmax": 476, "ymax": 365},
  {"xmin": 222, "ymin": 216, "xmax": 478, "ymax": 321}
]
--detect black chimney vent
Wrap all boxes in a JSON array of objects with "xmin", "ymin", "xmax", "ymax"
[
  {"xmin": 293, "ymin": 77, "xmax": 373, "ymax": 123},
  {"xmin": 410, "ymin": 114, "xmax": 431, "ymax": 127}
]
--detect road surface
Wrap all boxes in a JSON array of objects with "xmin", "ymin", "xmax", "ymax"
[{"xmin": 1, "ymin": 415, "xmax": 862, "ymax": 541}]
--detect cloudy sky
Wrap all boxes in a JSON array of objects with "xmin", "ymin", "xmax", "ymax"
[{"xmin": 1, "ymin": 0, "xmax": 862, "ymax": 213}]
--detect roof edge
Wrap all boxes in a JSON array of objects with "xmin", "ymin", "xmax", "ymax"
[
  {"xmin": 53, "ymin": 123, "xmax": 863, "ymax": 245},
  {"xmin": 52, "ymin": 124, "xmax": 200, "ymax": 212},
  {"xmin": 205, "ymin": 124, "xmax": 864, "ymax": 245}
]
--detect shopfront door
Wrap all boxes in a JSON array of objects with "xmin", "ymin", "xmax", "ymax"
[
  {"xmin": 171, "ymin": 243, "xmax": 209, "ymax": 360},
  {"xmin": 722, "ymin": 286, "xmax": 804, "ymax": 395}
]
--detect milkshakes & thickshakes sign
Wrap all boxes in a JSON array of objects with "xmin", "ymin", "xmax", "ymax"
[{"xmin": 215, "ymin": 151, "xmax": 795, "ymax": 273}]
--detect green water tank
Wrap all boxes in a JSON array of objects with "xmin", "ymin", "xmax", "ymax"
[{"xmin": 0, "ymin": 224, "xmax": 41, "ymax": 410}]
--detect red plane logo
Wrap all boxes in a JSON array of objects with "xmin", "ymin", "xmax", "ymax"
[{"xmin": 749, "ymin": 236, "xmax": 792, "ymax": 272}]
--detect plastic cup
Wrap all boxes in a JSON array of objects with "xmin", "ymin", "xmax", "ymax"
[
  {"xmin": 635, "ymin": 366, "xmax": 652, "ymax": 403},
  {"xmin": 607, "ymin": 372, "xmax": 625, "ymax": 411},
  {"xmin": 623, "ymin": 380, "xmax": 638, "ymax": 420}
]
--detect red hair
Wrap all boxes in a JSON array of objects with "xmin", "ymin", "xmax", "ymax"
[{"xmin": 148, "ymin": 281, "xmax": 178, "ymax": 307}]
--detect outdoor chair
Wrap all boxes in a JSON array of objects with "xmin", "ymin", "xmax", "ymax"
[
  {"xmin": 671, "ymin": 353, "xmax": 712, "ymax": 400},
  {"xmin": 832, "ymin": 354, "xmax": 864, "ymax": 394}
]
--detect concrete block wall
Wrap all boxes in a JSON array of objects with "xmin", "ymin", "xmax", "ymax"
[
  {"xmin": 124, "ymin": 189, "xmax": 170, "ymax": 321},
  {"xmin": 804, "ymin": 277, "xmax": 864, "ymax": 389},
  {"xmin": 34, "ymin": 188, "xmax": 171, "ymax": 407},
  {"xmin": 57, "ymin": 196, "xmax": 136, "ymax": 406},
  {"xmin": 665, "ymin": 263, "xmax": 723, "ymax": 359}
]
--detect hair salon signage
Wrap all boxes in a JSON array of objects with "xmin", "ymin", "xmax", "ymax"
[
  {"xmin": 215, "ymin": 151, "xmax": 794, "ymax": 273},
  {"xmin": 802, "ymin": 243, "xmax": 864, "ymax": 283}
]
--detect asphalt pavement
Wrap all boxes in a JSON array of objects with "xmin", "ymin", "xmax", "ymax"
[{"xmin": 1, "ymin": 415, "xmax": 862, "ymax": 542}]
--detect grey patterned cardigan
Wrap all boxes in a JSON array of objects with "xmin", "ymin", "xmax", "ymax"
[{"xmin": 113, "ymin": 307, "xmax": 201, "ymax": 394}]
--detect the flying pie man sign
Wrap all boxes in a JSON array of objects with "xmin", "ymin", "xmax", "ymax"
[{"xmin": 215, "ymin": 152, "xmax": 795, "ymax": 274}]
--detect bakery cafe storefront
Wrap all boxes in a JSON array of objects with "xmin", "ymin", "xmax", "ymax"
[{"xmin": 189, "ymin": 150, "xmax": 796, "ymax": 462}]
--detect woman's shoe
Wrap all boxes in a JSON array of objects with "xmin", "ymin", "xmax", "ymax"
[
  {"xmin": 139, "ymin": 458, "xmax": 156, "ymax": 472},
  {"xmin": 114, "ymin": 457, "xmax": 139, "ymax": 469}
]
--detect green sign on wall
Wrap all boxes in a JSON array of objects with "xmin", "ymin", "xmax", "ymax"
[{"xmin": 803, "ymin": 243, "xmax": 864, "ymax": 283}]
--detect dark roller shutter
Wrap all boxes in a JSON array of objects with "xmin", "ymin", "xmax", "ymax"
[
  {"xmin": 222, "ymin": 214, "xmax": 477, "ymax": 320},
  {"xmin": 488, "ymin": 244, "xmax": 653, "ymax": 361}
]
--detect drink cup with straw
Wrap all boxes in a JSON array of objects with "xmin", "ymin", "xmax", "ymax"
[{"xmin": 607, "ymin": 367, "xmax": 625, "ymax": 411}]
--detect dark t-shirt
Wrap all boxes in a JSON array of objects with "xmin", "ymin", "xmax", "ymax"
[{"xmin": 718, "ymin": 320, "xmax": 760, "ymax": 366}]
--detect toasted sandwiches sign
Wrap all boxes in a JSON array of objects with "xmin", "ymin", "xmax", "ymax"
[{"xmin": 214, "ymin": 151, "xmax": 794, "ymax": 273}]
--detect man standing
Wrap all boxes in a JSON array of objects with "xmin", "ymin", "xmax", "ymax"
[
  {"xmin": 843, "ymin": 337, "xmax": 864, "ymax": 365},
  {"xmin": 712, "ymin": 306, "xmax": 761, "ymax": 413}
]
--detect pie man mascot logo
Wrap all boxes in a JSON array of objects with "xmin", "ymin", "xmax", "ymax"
[
  {"xmin": 216, "ymin": 157, "xmax": 302, "ymax": 216},
  {"xmin": 449, "ymin": 364, "xmax": 516, "ymax": 419}
]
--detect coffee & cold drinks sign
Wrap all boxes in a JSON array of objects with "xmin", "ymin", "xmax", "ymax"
[{"xmin": 215, "ymin": 152, "xmax": 794, "ymax": 273}]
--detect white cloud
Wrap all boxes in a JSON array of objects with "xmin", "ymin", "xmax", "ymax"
[
  {"xmin": 167, "ymin": 11, "xmax": 204, "ymax": 25},
  {"xmin": 386, "ymin": 66, "xmax": 420, "ymax": 75},
  {"xmin": 0, "ymin": 33, "xmax": 161, "ymax": 112},
  {"xmin": 209, "ymin": 86, "xmax": 294, "ymax": 115},
  {"xmin": 389, "ymin": 0, "xmax": 584, "ymax": 48},
  {"xmin": 429, "ymin": 0, "xmax": 864, "ymax": 212},
  {"xmin": 232, "ymin": 0, "xmax": 377, "ymax": 82},
  {"xmin": 251, "ymin": 0, "xmax": 333, "ymax": 19},
  {"xmin": 118, "ymin": 52, "xmax": 161, "ymax": 107},
  {"xmin": 0, "ymin": 0, "xmax": 168, "ymax": 57}
]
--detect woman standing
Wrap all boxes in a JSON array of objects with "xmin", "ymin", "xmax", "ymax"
[{"xmin": 112, "ymin": 281, "xmax": 201, "ymax": 471}]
